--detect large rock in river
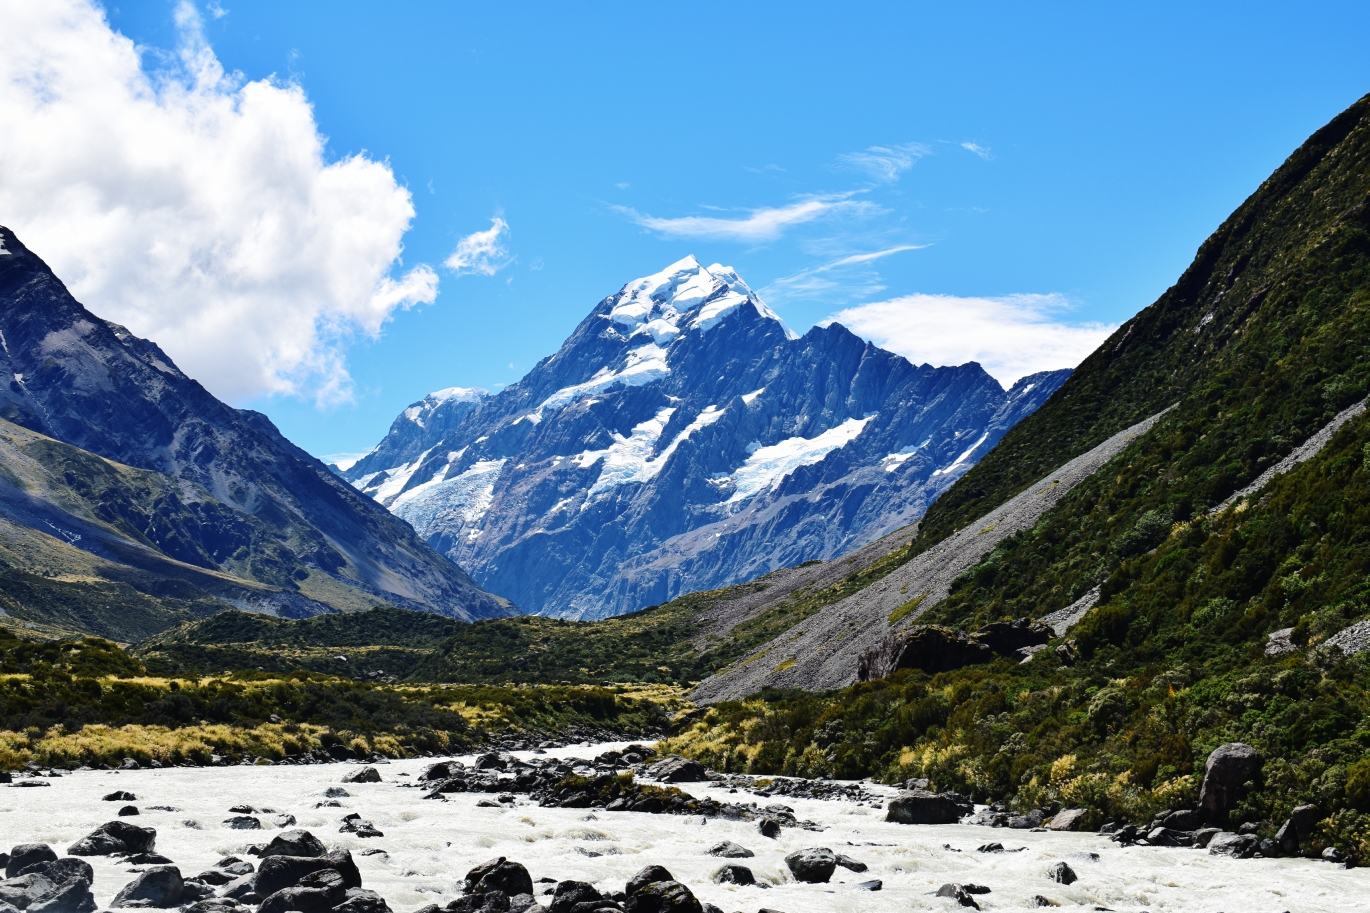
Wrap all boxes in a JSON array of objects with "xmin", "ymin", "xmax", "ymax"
[
  {"xmin": 111, "ymin": 866, "xmax": 183, "ymax": 908},
  {"xmin": 67, "ymin": 822, "xmax": 156, "ymax": 857},
  {"xmin": 254, "ymin": 852, "xmax": 360, "ymax": 897},
  {"xmin": 784, "ymin": 848, "xmax": 837, "ymax": 884},
  {"xmin": 885, "ymin": 789, "xmax": 964, "ymax": 825},
  {"xmin": 1198, "ymin": 743, "xmax": 1261, "ymax": 823},
  {"xmin": 261, "ymin": 831, "xmax": 327, "ymax": 859},
  {"xmin": 5, "ymin": 847, "xmax": 56, "ymax": 880},
  {"xmin": 647, "ymin": 756, "xmax": 707, "ymax": 783}
]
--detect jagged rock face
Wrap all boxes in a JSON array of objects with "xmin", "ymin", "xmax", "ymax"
[
  {"xmin": 345, "ymin": 256, "xmax": 1070, "ymax": 619},
  {"xmin": 0, "ymin": 226, "xmax": 510, "ymax": 621}
]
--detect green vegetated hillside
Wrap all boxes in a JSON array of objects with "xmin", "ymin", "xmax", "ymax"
[
  {"xmin": 0, "ymin": 623, "xmax": 679, "ymax": 770},
  {"xmin": 663, "ymin": 93, "xmax": 1370, "ymax": 860}
]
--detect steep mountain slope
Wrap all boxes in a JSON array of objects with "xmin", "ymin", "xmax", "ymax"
[
  {"xmin": 656, "ymin": 94, "xmax": 1370, "ymax": 857},
  {"xmin": 0, "ymin": 226, "xmax": 513, "ymax": 633},
  {"xmin": 344, "ymin": 256, "xmax": 1069, "ymax": 618}
]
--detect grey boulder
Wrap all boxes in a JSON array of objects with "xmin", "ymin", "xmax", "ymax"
[
  {"xmin": 646, "ymin": 756, "xmax": 706, "ymax": 783},
  {"xmin": 29, "ymin": 879, "xmax": 97, "ymax": 913},
  {"xmin": 705, "ymin": 841, "xmax": 752, "ymax": 858},
  {"xmin": 67, "ymin": 822, "xmax": 156, "ymax": 857},
  {"xmin": 463, "ymin": 858, "xmax": 533, "ymax": 898},
  {"xmin": 261, "ymin": 831, "xmax": 327, "ymax": 859},
  {"xmin": 784, "ymin": 847, "xmax": 837, "ymax": 884},
  {"xmin": 111, "ymin": 866, "xmax": 183, "ymax": 908},
  {"xmin": 333, "ymin": 888, "xmax": 391, "ymax": 913},
  {"xmin": 1047, "ymin": 808, "xmax": 1087, "ymax": 831},
  {"xmin": 625, "ymin": 865, "xmax": 674, "ymax": 897},
  {"xmin": 5, "ymin": 848, "xmax": 56, "ymax": 880},
  {"xmin": 885, "ymin": 789, "xmax": 963, "ymax": 825},
  {"xmin": 341, "ymin": 768, "xmax": 380, "ymax": 784},
  {"xmin": 1045, "ymin": 862, "xmax": 1077, "ymax": 884},
  {"xmin": 15, "ymin": 862, "xmax": 91, "ymax": 888},
  {"xmin": 622, "ymin": 880, "xmax": 701, "ymax": 913},
  {"xmin": 1198, "ymin": 743, "xmax": 1261, "ymax": 823},
  {"xmin": 255, "ymin": 852, "xmax": 360, "ymax": 897},
  {"xmin": 710, "ymin": 865, "xmax": 753, "ymax": 886},
  {"xmin": 0, "ymin": 874, "xmax": 55, "ymax": 909},
  {"xmin": 1207, "ymin": 833, "xmax": 1257, "ymax": 859}
]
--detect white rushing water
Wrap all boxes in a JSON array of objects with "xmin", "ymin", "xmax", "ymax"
[{"xmin": 2, "ymin": 742, "xmax": 1366, "ymax": 913}]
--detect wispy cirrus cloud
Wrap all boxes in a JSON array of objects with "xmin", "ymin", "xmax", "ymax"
[
  {"xmin": 445, "ymin": 217, "xmax": 513, "ymax": 276},
  {"xmin": 761, "ymin": 245, "xmax": 926, "ymax": 305},
  {"xmin": 961, "ymin": 141, "xmax": 992, "ymax": 159},
  {"xmin": 836, "ymin": 142, "xmax": 932, "ymax": 183},
  {"xmin": 823, "ymin": 293, "xmax": 1115, "ymax": 386},
  {"xmin": 615, "ymin": 196, "xmax": 876, "ymax": 244}
]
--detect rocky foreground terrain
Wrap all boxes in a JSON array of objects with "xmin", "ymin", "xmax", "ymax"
[{"xmin": 0, "ymin": 741, "xmax": 1362, "ymax": 913}]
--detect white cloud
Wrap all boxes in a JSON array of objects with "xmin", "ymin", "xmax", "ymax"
[
  {"xmin": 0, "ymin": 0, "xmax": 437, "ymax": 405},
  {"xmin": 444, "ymin": 217, "xmax": 513, "ymax": 276},
  {"xmin": 837, "ymin": 142, "xmax": 931, "ymax": 182},
  {"xmin": 761, "ymin": 245, "xmax": 925, "ymax": 305},
  {"xmin": 615, "ymin": 196, "xmax": 875, "ymax": 243},
  {"xmin": 961, "ymin": 142, "xmax": 992, "ymax": 159},
  {"xmin": 822, "ymin": 293, "xmax": 1116, "ymax": 386}
]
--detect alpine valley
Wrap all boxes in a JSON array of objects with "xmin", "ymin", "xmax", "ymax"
[{"xmin": 341, "ymin": 256, "xmax": 1069, "ymax": 618}]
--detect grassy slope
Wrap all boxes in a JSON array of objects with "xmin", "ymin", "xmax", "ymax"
[{"xmin": 662, "ymin": 94, "xmax": 1370, "ymax": 860}]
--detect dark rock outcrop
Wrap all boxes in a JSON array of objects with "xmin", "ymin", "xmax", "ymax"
[
  {"xmin": 1198, "ymin": 743, "xmax": 1262, "ymax": 823},
  {"xmin": 859, "ymin": 626, "xmax": 993, "ymax": 680},
  {"xmin": 28, "ymin": 878, "xmax": 96, "ymax": 913}
]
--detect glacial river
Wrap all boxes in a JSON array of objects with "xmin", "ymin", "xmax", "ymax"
[{"xmin": 2, "ymin": 742, "xmax": 1365, "ymax": 912}]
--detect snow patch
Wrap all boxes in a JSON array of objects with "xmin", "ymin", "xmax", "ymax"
[
  {"xmin": 741, "ymin": 387, "xmax": 765, "ymax": 405},
  {"xmin": 537, "ymin": 344, "xmax": 670, "ymax": 414},
  {"xmin": 726, "ymin": 416, "xmax": 875, "ymax": 503},
  {"xmin": 369, "ymin": 448, "xmax": 434, "ymax": 506},
  {"xmin": 575, "ymin": 407, "xmax": 677, "ymax": 496},
  {"xmin": 880, "ymin": 439, "xmax": 930, "ymax": 472},
  {"xmin": 932, "ymin": 430, "xmax": 991, "ymax": 477}
]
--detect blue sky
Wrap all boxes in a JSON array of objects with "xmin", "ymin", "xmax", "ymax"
[{"xmin": 7, "ymin": 2, "xmax": 1370, "ymax": 460}]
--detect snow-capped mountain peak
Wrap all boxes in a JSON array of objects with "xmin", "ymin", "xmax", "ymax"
[
  {"xmin": 607, "ymin": 256, "xmax": 796, "ymax": 343},
  {"xmin": 341, "ymin": 258, "xmax": 1072, "ymax": 619}
]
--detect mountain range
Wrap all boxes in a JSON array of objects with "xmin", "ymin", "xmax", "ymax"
[
  {"xmin": 342, "ymin": 257, "xmax": 1069, "ymax": 618},
  {"xmin": 0, "ymin": 226, "xmax": 511, "ymax": 639}
]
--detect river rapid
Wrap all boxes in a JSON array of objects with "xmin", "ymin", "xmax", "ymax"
[{"xmin": 1, "ymin": 742, "xmax": 1364, "ymax": 913}]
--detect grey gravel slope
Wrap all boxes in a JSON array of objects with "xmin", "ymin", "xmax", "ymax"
[{"xmin": 692, "ymin": 407, "xmax": 1172, "ymax": 703}]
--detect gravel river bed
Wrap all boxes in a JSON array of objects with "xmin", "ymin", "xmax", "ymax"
[{"xmin": 1, "ymin": 742, "xmax": 1365, "ymax": 913}]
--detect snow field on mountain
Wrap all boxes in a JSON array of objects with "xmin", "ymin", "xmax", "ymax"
[
  {"xmin": 1, "ymin": 745, "xmax": 1360, "ymax": 913},
  {"xmin": 725, "ymin": 415, "xmax": 876, "ymax": 504},
  {"xmin": 391, "ymin": 458, "xmax": 506, "ymax": 540}
]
